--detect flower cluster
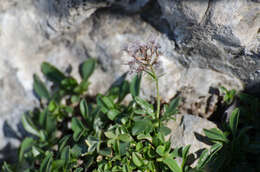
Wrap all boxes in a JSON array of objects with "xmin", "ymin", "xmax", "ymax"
[{"xmin": 125, "ymin": 40, "xmax": 161, "ymax": 74}]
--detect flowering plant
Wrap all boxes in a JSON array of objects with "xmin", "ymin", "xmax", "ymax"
[{"xmin": 2, "ymin": 42, "xmax": 221, "ymax": 172}]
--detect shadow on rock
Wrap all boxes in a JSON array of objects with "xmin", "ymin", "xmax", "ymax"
[
  {"xmin": 0, "ymin": 120, "xmax": 30, "ymax": 166},
  {"xmin": 0, "ymin": 143, "xmax": 18, "ymax": 167},
  {"xmin": 194, "ymin": 131, "xmax": 213, "ymax": 146}
]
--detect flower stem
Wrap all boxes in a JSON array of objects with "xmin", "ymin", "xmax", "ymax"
[{"xmin": 151, "ymin": 67, "xmax": 160, "ymax": 121}]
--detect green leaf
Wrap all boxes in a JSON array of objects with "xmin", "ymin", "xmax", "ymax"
[
  {"xmin": 61, "ymin": 146, "xmax": 70, "ymax": 165},
  {"xmin": 137, "ymin": 133, "xmax": 152, "ymax": 141},
  {"xmin": 52, "ymin": 160, "xmax": 65, "ymax": 170},
  {"xmin": 145, "ymin": 70, "xmax": 156, "ymax": 80},
  {"xmin": 51, "ymin": 89, "xmax": 66, "ymax": 102},
  {"xmin": 132, "ymin": 119, "xmax": 153, "ymax": 135},
  {"xmin": 74, "ymin": 168, "xmax": 83, "ymax": 172},
  {"xmin": 104, "ymin": 131, "xmax": 116, "ymax": 139},
  {"xmin": 48, "ymin": 100, "xmax": 57, "ymax": 112},
  {"xmin": 165, "ymin": 97, "xmax": 180, "ymax": 116},
  {"xmin": 132, "ymin": 152, "xmax": 143, "ymax": 167},
  {"xmin": 64, "ymin": 106, "xmax": 74, "ymax": 114},
  {"xmin": 118, "ymin": 134, "xmax": 133, "ymax": 143},
  {"xmin": 80, "ymin": 99, "xmax": 89, "ymax": 120},
  {"xmin": 135, "ymin": 96, "xmax": 154, "ymax": 118},
  {"xmin": 96, "ymin": 95, "xmax": 108, "ymax": 113},
  {"xmin": 22, "ymin": 115, "xmax": 42, "ymax": 138},
  {"xmin": 182, "ymin": 145, "xmax": 191, "ymax": 160},
  {"xmin": 172, "ymin": 147, "xmax": 180, "ymax": 158},
  {"xmin": 71, "ymin": 95, "xmax": 81, "ymax": 104},
  {"xmin": 84, "ymin": 156, "xmax": 95, "ymax": 169},
  {"xmin": 41, "ymin": 62, "xmax": 66, "ymax": 84},
  {"xmin": 229, "ymin": 108, "xmax": 239, "ymax": 136},
  {"xmin": 122, "ymin": 165, "xmax": 129, "ymax": 172},
  {"xmin": 71, "ymin": 118, "xmax": 86, "ymax": 141},
  {"xmin": 61, "ymin": 77, "xmax": 78, "ymax": 91},
  {"xmin": 80, "ymin": 58, "xmax": 96, "ymax": 81},
  {"xmin": 74, "ymin": 80, "xmax": 90, "ymax": 93},
  {"xmin": 39, "ymin": 108, "xmax": 47, "ymax": 128},
  {"xmin": 219, "ymin": 86, "xmax": 228, "ymax": 94},
  {"xmin": 118, "ymin": 141, "xmax": 129, "ymax": 155},
  {"xmin": 130, "ymin": 73, "xmax": 142, "ymax": 98},
  {"xmin": 102, "ymin": 96, "xmax": 114, "ymax": 109},
  {"xmin": 134, "ymin": 109, "xmax": 146, "ymax": 115},
  {"xmin": 58, "ymin": 135, "xmax": 71, "ymax": 151},
  {"xmin": 32, "ymin": 146, "xmax": 43, "ymax": 157},
  {"xmin": 162, "ymin": 157, "xmax": 182, "ymax": 172},
  {"xmin": 99, "ymin": 147, "xmax": 112, "ymax": 157},
  {"xmin": 181, "ymin": 145, "xmax": 191, "ymax": 169},
  {"xmin": 204, "ymin": 128, "xmax": 229, "ymax": 143},
  {"xmin": 71, "ymin": 118, "xmax": 85, "ymax": 131},
  {"xmin": 71, "ymin": 144, "xmax": 84, "ymax": 158},
  {"xmin": 2, "ymin": 162, "xmax": 13, "ymax": 172},
  {"xmin": 33, "ymin": 74, "xmax": 49, "ymax": 100},
  {"xmin": 19, "ymin": 138, "xmax": 34, "ymax": 162},
  {"xmin": 196, "ymin": 149, "xmax": 209, "ymax": 170},
  {"xmin": 112, "ymin": 165, "xmax": 121, "ymax": 171},
  {"xmin": 107, "ymin": 86, "xmax": 120, "ymax": 101},
  {"xmin": 136, "ymin": 142, "xmax": 143, "ymax": 152},
  {"xmin": 45, "ymin": 112, "xmax": 56, "ymax": 135},
  {"xmin": 159, "ymin": 126, "xmax": 172, "ymax": 136},
  {"xmin": 118, "ymin": 81, "xmax": 130, "ymax": 103},
  {"xmin": 196, "ymin": 143, "xmax": 223, "ymax": 170},
  {"xmin": 156, "ymin": 145, "xmax": 166, "ymax": 156},
  {"xmin": 85, "ymin": 136, "xmax": 99, "ymax": 153},
  {"xmin": 40, "ymin": 151, "xmax": 53, "ymax": 172},
  {"xmin": 107, "ymin": 109, "xmax": 120, "ymax": 120}
]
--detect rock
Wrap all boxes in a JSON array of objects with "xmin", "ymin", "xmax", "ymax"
[
  {"xmin": 107, "ymin": 0, "xmax": 149, "ymax": 13},
  {"xmin": 156, "ymin": 0, "xmax": 260, "ymax": 85},
  {"xmin": 0, "ymin": 65, "xmax": 37, "ymax": 163},
  {"xmin": 166, "ymin": 114, "xmax": 217, "ymax": 167},
  {"xmin": 211, "ymin": 0, "xmax": 260, "ymax": 49},
  {"xmin": 157, "ymin": 0, "xmax": 260, "ymax": 51}
]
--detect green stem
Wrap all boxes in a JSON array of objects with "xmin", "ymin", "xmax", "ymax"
[{"xmin": 151, "ymin": 67, "xmax": 160, "ymax": 121}]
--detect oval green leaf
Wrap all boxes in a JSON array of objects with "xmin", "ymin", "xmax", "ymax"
[
  {"xmin": 162, "ymin": 157, "xmax": 182, "ymax": 172},
  {"xmin": 229, "ymin": 108, "xmax": 240, "ymax": 136},
  {"xmin": 132, "ymin": 152, "xmax": 143, "ymax": 167},
  {"xmin": 19, "ymin": 138, "xmax": 34, "ymax": 162},
  {"xmin": 33, "ymin": 74, "xmax": 49, "ymax": 100},
  {"xmin": 134, "ymin": 96, "xmax": 154, "ymax": 118},
  {"xmin": 130, "ymin": 73, "xmax": 142, "ymax": 98},
  {"xmin": 80, "ymin": 58, "xmax": 96, "ymax": 81},
  {"xmin": 107, "ymin": 109, "xmax": 120, "ymax": 120},
  {"xmin": 203, "ymin": 128, "xmax": 229, "ymax": 143},
  {"xmin": 80, "ymin": 99, "xmax": 89, "ymax": 120},
  {"xmin": 22, "ymin": 115, "xmax": 41, "ymax": 138},
  {"xmin": 41, "ymin": 62, "xmax": 66, "ymax": 84}
]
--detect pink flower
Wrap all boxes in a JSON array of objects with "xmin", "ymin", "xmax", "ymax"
[{"xmin": 125, "ymin": 40, "xmax": 161, "ymax": 74}]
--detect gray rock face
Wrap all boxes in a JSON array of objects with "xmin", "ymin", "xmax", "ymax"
[
  {"xmin": 0, "ymin": 0, "xmax": 259, "ymax": 163},
  {"xmin": 158, "ymin": 0, "xmax": 260, "ymax": 50},
  {"xmin": 166, "ymin": 114, "xmax": 217, "ymax": 167},
  {"xmin": 156, "ymin": 0, "xmax": 260, "ymax": 83}
]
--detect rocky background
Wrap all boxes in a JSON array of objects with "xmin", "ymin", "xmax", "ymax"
[{"xmin": 0, "ymin": 0, "xmax": 259, "ymax": 164}]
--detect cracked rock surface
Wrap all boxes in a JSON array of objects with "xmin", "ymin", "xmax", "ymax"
[
  {"xmin": 0, "ymin": 0, "xmax": 259, "ymax": 163},
  {"xmin": 166, "ymin": 114, "xmax": 217, "ymax": 167}
]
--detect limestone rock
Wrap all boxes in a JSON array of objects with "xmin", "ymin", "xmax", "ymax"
[
  {"xmin": 157, "ymin": 0, "xmax": 260, "ymax": 52},
  {"xmin": 154, "ymin": 0, "xmax": 260, "ymax": 93},
  {"xmin": 166, "ymin": 114, "xmax": 218, "ymax": 167}
]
